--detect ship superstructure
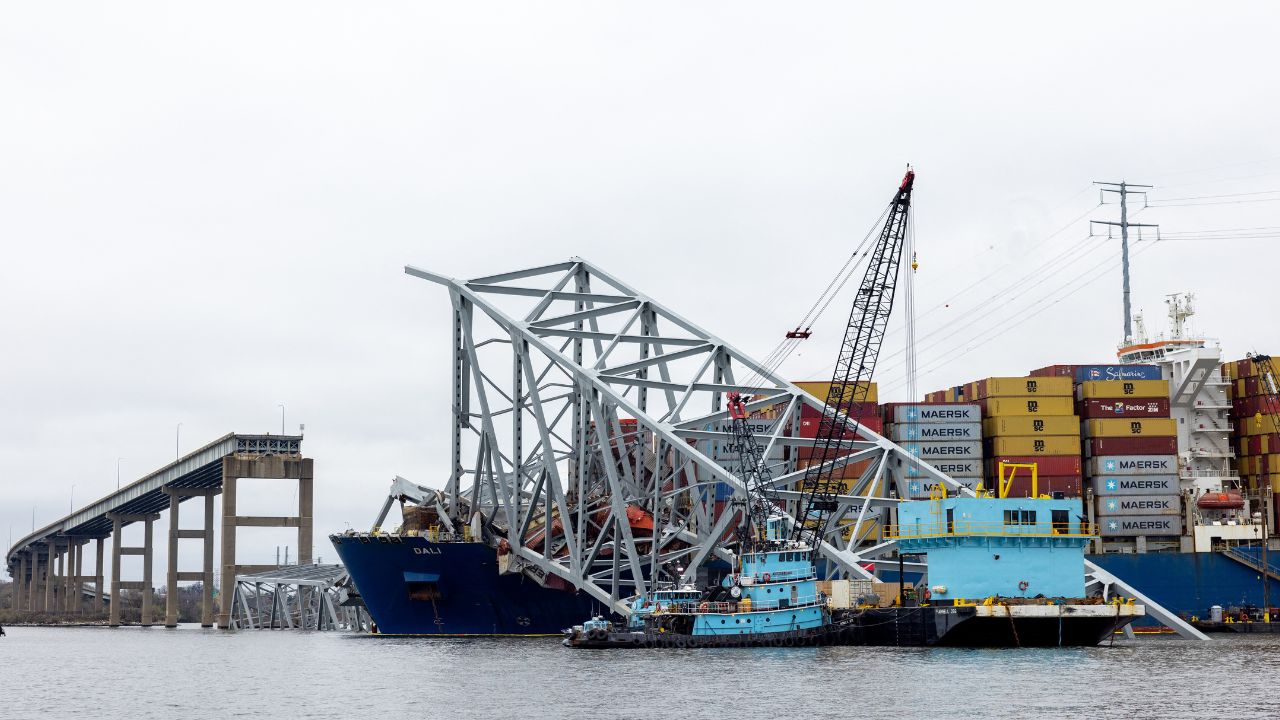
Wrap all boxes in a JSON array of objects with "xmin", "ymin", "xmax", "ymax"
[{"xmin": 1116, "ymin": 293, "xmax": 1256, "ymax": 553}]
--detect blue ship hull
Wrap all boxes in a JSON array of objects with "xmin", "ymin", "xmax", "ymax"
[
  {"xmin": 1088, "ymin": 551, "xmax": 1280, "ymax": 623},
  {"xmin": 330, "ymin": 534, "xmax": 603, "ymax": 635}
]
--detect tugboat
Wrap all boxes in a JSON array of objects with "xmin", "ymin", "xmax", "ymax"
[{"xmin": 564, "ymin": 518, "xmax": 851, "ymax": 648}]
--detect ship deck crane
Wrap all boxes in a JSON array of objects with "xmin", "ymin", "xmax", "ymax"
[
  {"xmin": 793, "ymin": 168, "xmax": 915, "ymax": 555},
  {"xmin": 725, "ymin": 391, "xmax": 785, "ymax": 550}
]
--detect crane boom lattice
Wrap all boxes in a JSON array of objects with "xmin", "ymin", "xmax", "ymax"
[{"xmin": 793, "ymin": 170, "xmax": 915, "ymax": 551}]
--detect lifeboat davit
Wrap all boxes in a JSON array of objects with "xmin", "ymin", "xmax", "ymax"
[{"xmin": 1198, "ymin": 491, "xmax": 1245, "ymax": 509}]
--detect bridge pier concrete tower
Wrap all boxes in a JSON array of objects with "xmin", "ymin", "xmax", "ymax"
[
  {"xmin": 164, "ymin": 487, "xmax": 217, "ymax": 628},
  {"xmin": 108, "ymin": 512, "xmax": 159, "ymax": 627},
  {"xmin": 217, "ymin": 454, "xmax": 314, "ymax": 629}
]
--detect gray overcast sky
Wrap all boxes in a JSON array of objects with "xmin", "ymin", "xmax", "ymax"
[{"xmin": 3, "ymin": 3, "xmax": 1278, "ymax": 577}]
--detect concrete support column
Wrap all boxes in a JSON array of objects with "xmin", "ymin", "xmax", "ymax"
[
  {"xmin": 109, "ymin": 516, "xmax": 123, "ymax": 626},
  {"xmin": 44, "ymin": 542, "xmax": 55, "ymax": 612},
  {"xmin": 73, "ymin": 541, "xmax": 84, "ymax": 613},
  {"xmin": 297, "ymin": 472, "xmax": 314, "ymax": 620},
  {"xmin": 298, "ymin": 473, "xmax": 314, "ymax": 564},
  {"xmin": 94, "ymin": 538, "xmax": 105, "ymax": 613},
  {"xmin": 140, "ymin": 515, "xmax": 155, "ymax": 627},
  {"xmin": 165, "ymin": 489, "xmax": 181, "ymax": 627},
  {"xmin": 218, "ymin": 470, "xmax": 237, "ymax": 629},
  {"xmin": 13, "ymin": 555, "xmax": 26, "ymax": 610},
  {"xmin": 64, "ymin": 543, "xmax": 77, "ymax": 612},
  {"xmin": 202, "ymin": 492, "xmax": 215, "ymax": 627},
  {"xmin": 28, "ymin": 557, "xmax": 39, "ymax": 611}
]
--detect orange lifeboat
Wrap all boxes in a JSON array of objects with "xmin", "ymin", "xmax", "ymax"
[{"xmin": 1197, "ymin": 491, "xmax": 1245, "ymax": 509}]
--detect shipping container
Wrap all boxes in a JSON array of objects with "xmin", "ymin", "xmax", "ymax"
[
  {"xmin": 973, "ymin": 376, "xmax": 1073, "ymax": 399},
  {"xmin": 997, "ymin": 475, "xmax": 1083, "ymax": 498},
  {"xmin": 986, "ymin": 455, "xmax": 1082, "ymax": 476},
  {"xmin": 889, "ymin": 422, "xmax": 981, "ymax": 442},
  {"xmin": 988, "ymin": 435, "xmax": 1081, "ymax": 456},
  {"xmin": 1077, "ymin": 397, "xmax": 1171, "ymax": 419},
  {"xmin": 900, "ymin": 441, "xmax": 983, "ymax": 460},
  {"xmin": 1243, "ymin": 434, "xmax": 1280, "ymax": 456},
  {"xmin": 1095, "ymin": 494, "xmax": 1181, "ymax": 516},
  {"xmin": 1237, "ymin": 376, "xmax": 1264, "ymax": 398},
  {"xmin": 905, "ymin": 476, "xmax": 981, "ymax": 499},
  {"xmin": 795, "ymin": 381, "xmax": 878, "ymax": 405},
  {"xmin": 1082, "ymin": 418, "xmax": 1178, "ymax": 438},
  {"xmin": 1232, "ymin": 395, "xmax": 1280, "ymax": 418},
  {"xmin": 1076, "ymin": 380, "xmax": 1170, "ymax": 400},
  {"xmin": 1029, "ymin": 364, "xmax": 1162, "ymax": 382},
  {"xmin": 795, "ymin": 457, "xmax": 874, "ymax": 482},
  {"xmin": 982, "ymin": 415, "xmax": 1080, "ymax": 436},
  {"xmin": 799, "ymin": 402, "xmax": 879, "ymax": 421},
  {"xmin": 1240, "ymin": 415, "xmax": 1280, "ymax": 436},
  {"xmin": 1088, "ymin": 455, "xmax": 1178, "ymax": 476},
  {"xmin": 980, "ymin": 397, "xmax": 1075, "ymax": 416},
  {"xmin": 1091, "ymin": 475, "xmax": 1179, "ymax": 496},
  {"xmin": 1097, "ymin": 515, "xmax": 1181, "ymax": 536},
  {"xmin": 899, "ymin": 458, "xmax": 983, "ymax": 479},
  {"xmin": 1086, "ymin": 436, "xmax": 1179, "ymax": 457},
  {"xmin": 798, "ymin": 412, "xmax": 880, "ymax": 435},
  {"xmin": 882, "ymin": 403, "xmax": 981, "ymax": 424}
]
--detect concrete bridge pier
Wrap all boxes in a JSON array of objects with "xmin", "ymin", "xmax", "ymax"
[
  {"xmin": 28, "ymin": 554, "xmax": 40, "ymax": 611},
  {"xmin": 13, "ymin": 553, "xmax": 27, "ymax": 610},
  {"xmin": 217, "ymin": 454, "xmax": 314, "ymax": 629},
  {"xmin": 95, "ymin": 537, "xmax": 105, "ymax": 612},
  {"xmin": 63, "ymin": 541, "xmax": 76, "ymax": 612},
  {"xmin": 164, "ymin": 487, "xmax": 217, "ymax": 628},
  {"xmin": 108, "ymin": 512, "xmax": 160, "ymax": 627},
  {"xmin": 44, "ymin": 542, "xmax": 55, "ymax": 612}
]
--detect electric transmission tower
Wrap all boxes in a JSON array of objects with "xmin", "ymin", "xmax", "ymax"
[{"xmin": 1091, "ymin": 180, "xmax": 1159, "ymax": 344}]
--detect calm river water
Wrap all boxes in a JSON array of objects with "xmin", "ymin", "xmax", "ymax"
[{"xmin": 4, "ymin": 626, "xmax": 1279, "ymax": 719}]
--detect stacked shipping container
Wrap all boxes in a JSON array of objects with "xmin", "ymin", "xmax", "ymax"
[
  {"xmin": 1076, "ymin": 377, "xmax": 1181, "ymax": 538},
  {"xmin": 881, "ymin": 402, "xmax": 983, "ymax": 498},
  {"xmin": 793, "ymin": 381, "xmax": 881, "ymax": 489},
  {"xmin": 966, "ymin": 376, "xmax": 1080, "ymax": 497},
  {"xmin": 1223, "ymin": 358, "xmax": 1280, "ymax": 496}
]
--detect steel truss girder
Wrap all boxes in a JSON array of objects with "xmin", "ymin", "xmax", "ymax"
[
  {"xmin": 406, "ymin": 258, "xmax": 1206, "ymax": 640},
  {"xmin": 406, "ymin": 258, "xmax": 975, "ymax": 617}
]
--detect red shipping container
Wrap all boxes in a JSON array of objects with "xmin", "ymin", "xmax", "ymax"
[
  {"xmin": 799, "ymin": 402, "xmax": 878, "ymax": 420},
  {"xmin": 985, "ymin": 455, "xmax": 1082, "ymax": 476},
  {"xmin": 1233, "ymin": 395, "xmax": 1280, "ymax": 418},
  {"xmin": 1028, "ymin": 365, "xmax": 1079, "ymax": 378},
  {"xmin": 798, "ymin": 415, "xmax": 882, "ymax": 438},
  {"xmin": 998, "ymin": 475, "xmax": 1084, "ymax": 498},
  {"xmin": 1241, "ymin": 376, "xmax": 1263, "ymax": 397},
  {"xmin": 1077, "ymin": 397, "xmax": 1171, "ymax": 419},
  {"xmin": 1086, "ymin": 436, "xmax": 1178, "ymax": 456},
  {"xmin": 795, "ymin": 456, "xmax": 873, "ymax": 482}
]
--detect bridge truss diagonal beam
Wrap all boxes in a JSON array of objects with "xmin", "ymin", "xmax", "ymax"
[{"xmin": 402, "ymin": 257, "xmax": 1203, "ymax": 640}]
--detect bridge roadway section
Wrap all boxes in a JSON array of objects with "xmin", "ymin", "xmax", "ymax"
[{"xmin": 4, "ymin": 433, "xmax": 313, "ymax": 628}]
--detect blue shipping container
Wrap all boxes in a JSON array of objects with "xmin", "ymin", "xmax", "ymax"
[{"xmin": 1075, "ymin": 365, "xmax": 1162, "ymax": 382}]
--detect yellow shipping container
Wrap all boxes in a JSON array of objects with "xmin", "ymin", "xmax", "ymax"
[
  {"xmin": 982, "ymin": 416, "xmax": 1081, "ymax": 437},
  {"xmin": 1266, "ymin": 474, "xmax": 1280, "ymax": 494},
  {"xmin": 975, "ymin": 376, "xmax": 1073, "ymax": 399},
  {"xmin": 982, "ymin": 397, "xmax": 1074, "ymax": 416},
  {"xmin": 795, "ymin": 381, "xmax": 878, "ymax": 405},
  {"xmin": 1076, "ymin": 379, "xmax": 1169, "ymax": 399},
  {"xmin": 1241, "ymin": 415, "xmax": 1280, "ymax": 436},
  {"xmin": 1083, "ymin": 418, "xmax": 1178, "ymax": 437},
  {"xmin": 989, "ymin": 435, "xmax": 1082, "ymax": 456}
]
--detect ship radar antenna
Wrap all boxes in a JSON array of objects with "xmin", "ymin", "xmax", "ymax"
[
  {"xmin": 1166, "ymin": 292, "xmax": 1195, "ymax": 340},
  {"xmin": 1133, "ymin": 311, "xmax": 1148, "ymax": 344}
]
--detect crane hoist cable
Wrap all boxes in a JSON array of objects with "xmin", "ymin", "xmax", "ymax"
[{"xmin": 792, "ymin": 168, "xmax": 915, "ymax": 556}]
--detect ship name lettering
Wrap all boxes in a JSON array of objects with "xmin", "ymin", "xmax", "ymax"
[{"xmin": 414, "ymin": 547, "xmax": 443, "ymax": 555}]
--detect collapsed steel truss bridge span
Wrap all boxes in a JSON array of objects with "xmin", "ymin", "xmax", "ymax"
[{"xmin": 404, "ymin": 257, "xmax": 1205, "ymax": 640}]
